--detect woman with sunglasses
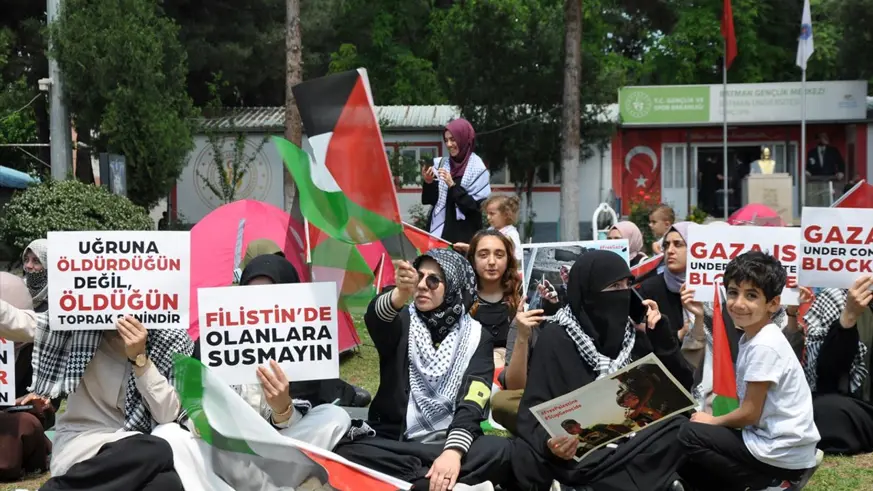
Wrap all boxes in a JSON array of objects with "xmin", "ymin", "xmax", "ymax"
[{"xmin": 334, "ymin": 249, "xmax": 511, "ymax": 491}]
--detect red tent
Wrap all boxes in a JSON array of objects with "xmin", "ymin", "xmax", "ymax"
[{"xmin": 190, "ymin": 200, "xmax": 361, "ymax": 352}]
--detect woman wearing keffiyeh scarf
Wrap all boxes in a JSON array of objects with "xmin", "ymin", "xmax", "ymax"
[
  {"xmin": 333, "ymin": 248, "xmax": 512, "ymax": 491},
  {"xmin": 0, "ymin": 241, "xmax": 193, "ymax": 490},
  {"xmin": 510, "ymin": 250, "xmax": 693, "ymax": 491},
  {"xmin": 421, "ymin": 118, "xmax": 492, "ymax": 245},
  {"xmin": 802, "ymin": 277, "xmax": 873, "ymax": 455}
]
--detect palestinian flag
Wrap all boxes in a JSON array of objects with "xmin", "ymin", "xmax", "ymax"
[
  {"xmin": 712, "ymin": 285, "xmax": 740, "ymax": 416},
  {"xmin": 631, "ymin": 254, "xmax": 663, "ymax": 279},
  {"xmin": 833, "ymin": 179, "xmax": 873, "ymax": 209},
  {"xmin": 306, "ymin": 221, "xmax": 376, "ymax": 314},
  {"xmin": 380, "ymin": 222, "xmax": 452, "ymax": 262},
  {"xmin": 276, "ymin": 68, "xmax": 402, "ymax": 244},
  {"xmin": 173, "ymin": 355, "xmax": 410, "ymax": 491},
  {"xmin": 374, "ymin": 253, "xmax": 393, "ymax": 292}
]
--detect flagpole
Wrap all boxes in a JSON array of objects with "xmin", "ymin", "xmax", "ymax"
[
  {"xmin": 722, "ymin": 49, "xmax": 729, "ymax": 220},
  {"xmin": 800, "ymin": 68, "xmax": 807, "ymax": 210}
]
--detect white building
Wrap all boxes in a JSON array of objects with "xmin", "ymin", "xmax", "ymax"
[{"xmin": 167, "ymin": 105, "xmax": 618, "ymax": 241}]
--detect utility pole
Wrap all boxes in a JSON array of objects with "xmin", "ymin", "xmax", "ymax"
[
  {"xmin": 47, "ymin": 0, "xmax": 72, "ymax": 180},
  {"xmin": 284, "ymin": 0, "xmax": 303, "ymax": 218},
  {"xmin": 559, "ymin": 0, "xmax": 582, "ymax": 241}
]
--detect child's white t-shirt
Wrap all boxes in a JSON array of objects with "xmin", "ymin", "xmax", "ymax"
[
  {"xmin": 494, "ymin": 225, "xmax": 523, "ymax": 264},
  {"xmin": 736, "ymin": 323, "xmax": 820, "ymax": 470}
]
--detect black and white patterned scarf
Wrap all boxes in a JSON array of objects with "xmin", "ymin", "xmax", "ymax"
[
  {"xmin": 30, "ymin": 311, "xmax": 194, "ymax": 433},
  {"xmin": 551, "ymin": 305, "xmax": 636, "ymax": 379},
  {"xmin": 405, "ymin": 248, "xmax": 481, "ymax": 439},
  {"xmin": 428, "ymin": 155, "xmax": 491, "ymax": 238},
  {"xmin": 803, "ymin": 288, "xmax": 868, "ymax": 393}
]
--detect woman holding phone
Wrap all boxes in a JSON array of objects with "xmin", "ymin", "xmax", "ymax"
[{"xmin": 422, "ymin": 118, "xmax": 491, "ymax": 244}]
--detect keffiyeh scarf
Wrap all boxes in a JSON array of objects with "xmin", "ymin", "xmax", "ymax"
[
  {"xmin": 551, "ymin": 304, "xmax": 636, "ymax": 379},
  {"xmin": 30, "ymin": 312, "xmax": 194, "ymax": 432},
  {"xmin": 428, "ymin": 155, "xmax": 491, "ymax": 238},
  {"xmin": 405, "ymin": 248, "xmax": 481, "ymax": 439},
  {"xmin": 803, "ymin": 288, "xmax": 868, "ymax": 394}
]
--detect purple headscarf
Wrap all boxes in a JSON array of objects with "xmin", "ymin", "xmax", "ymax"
[
  {"xmin": 445, "ymin": 119, "xmax": 475, "ymax": 179},
  {"xmin": 663, "ymin": 222, "xmax": 691, "ymax": 294}
]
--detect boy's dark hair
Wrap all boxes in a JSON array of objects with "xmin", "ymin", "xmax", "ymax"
[{"xmin": 723, "ymin": 251, "xmax": 786, "ymax": 301}]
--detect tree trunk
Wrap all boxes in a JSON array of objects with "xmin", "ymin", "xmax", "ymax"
[
  {"xmin": 284, "ymin": 0, "xmax": 303, "ymax": 218},
  {"xmin": 559, "ymin": 0, "xmax": 582, "ymax": 241}
]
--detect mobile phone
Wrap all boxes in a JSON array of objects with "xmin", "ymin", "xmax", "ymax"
[
  {"xmin": 629, "ymin": 287, "xmax": 648, "ymax": 324},
  {"xmin": 4, "ymin": 405, "xmax": 34, "ymax": 413}
]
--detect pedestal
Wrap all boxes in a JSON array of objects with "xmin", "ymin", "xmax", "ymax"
[{"xmin": 742, "ymin": 173, "xmax": 793, "ymax": 224}]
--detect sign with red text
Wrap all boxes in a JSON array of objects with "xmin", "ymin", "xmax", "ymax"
[
  {"xmin": 799, "ymin": 207, "xmax": 873, "ymax": 289},
  {"xmin": 530, "ymin": 354, "xmax": 694, "ymax": 462},
  {"xmin": 0, "ymin": 339, "xmax": 14, "ymax": 404},
  {"xmin": 47, "ymin": 231, "xmax": 191, "ymax": 331},
  {"xmin": 197, "ymin": 281, "xmax": 339, "ymax": 385},
  {"xmin": 687, "ymin": 224, "xmax": 801, "ymax": 305}
]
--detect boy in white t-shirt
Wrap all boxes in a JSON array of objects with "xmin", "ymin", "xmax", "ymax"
[{"xmin": 677, "ymin": 251, "xmax": 821, "ymax": 491}]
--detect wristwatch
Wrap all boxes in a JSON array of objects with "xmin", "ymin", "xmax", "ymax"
[{"xmin": 131, "ymin": 353, "xmax": 148, "ymax": 368}]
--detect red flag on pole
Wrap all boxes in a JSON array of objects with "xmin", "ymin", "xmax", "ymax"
[{"xmin": 722, "ymin": 0, "xmax": 738, "ymax": 69}]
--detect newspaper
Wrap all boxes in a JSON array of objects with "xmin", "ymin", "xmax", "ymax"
[{"xmin": 529, "ymin": 353, "xmax": 695, "ymax": 461}]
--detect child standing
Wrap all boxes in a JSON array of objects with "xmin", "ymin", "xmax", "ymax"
[
  {"xmin": 678, "ymin": 251, "xmax": 821, "ymax": 491},
  {"xmin": 454, "ymin": 195, "xmax": 522, "ymax": 264}
]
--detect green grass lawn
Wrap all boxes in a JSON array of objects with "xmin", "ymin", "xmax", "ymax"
[{"xmin": 4, "ymin": 322, "xmax": 873, "ymax": 490}]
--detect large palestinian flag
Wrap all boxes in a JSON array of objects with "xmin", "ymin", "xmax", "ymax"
[
  {"xmin": 276, "ymin": 68, "xmax": 403, "ymax": 244},
  {"xmin": 711, "ymin": 285, "xmax": 741, "ymax": 416},
  {"xmin": 306, "ymin": 221, "xmax": 376, "ymax": 314},
  {"xmin": 173, "ymin": 355, "xmax": 410, "ymax": 491}
]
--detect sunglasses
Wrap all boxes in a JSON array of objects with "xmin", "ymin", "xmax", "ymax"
[{"xmin": 418, "ymin": 272, "xmax": 444, "ymax": 291}]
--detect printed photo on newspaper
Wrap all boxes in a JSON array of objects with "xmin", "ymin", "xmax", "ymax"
[{"xmin": 529, "ymin": 353, "xmax": 695, "ymax": 461}]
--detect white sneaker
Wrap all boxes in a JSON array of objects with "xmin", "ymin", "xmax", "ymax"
[{"xmin": 453, "ymin": 482, "xmax": 495, "ymax": 491}]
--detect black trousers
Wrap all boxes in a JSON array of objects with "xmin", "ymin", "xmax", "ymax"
[
  {"xmin": 814, "ymin": 393, "xmax": 873, "ymax": 455},
  {"xmin": 40, "ymin": 434, "xmax": 183, "ymax": 491},
  {"xmin": 334, "ymin": 435, "xmax": 513, "ymax": 489},
  {"xmin": 678, "ymin": 423, "xmax": 805, "ymax": 491}
]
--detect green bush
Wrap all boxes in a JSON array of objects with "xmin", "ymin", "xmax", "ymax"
[
  {"xmin": 627, "ymin": 191, "xmax": 660, "ymax": 255},
  {"xmin": 0, "ymin": 180, "xmax": 155, "ymax": 252}
]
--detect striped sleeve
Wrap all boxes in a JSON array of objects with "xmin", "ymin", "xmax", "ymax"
[
  {"xmin": 374, "ymin": 292, "xmax": 400, "ymax": 323},
  {"xmin": 444, "ymin": 428, "xmax": 474, "ymax": 454}
]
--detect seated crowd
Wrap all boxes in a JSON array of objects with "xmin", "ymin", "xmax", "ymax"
[{"xmin": 2, "ymin": 208, "xmax": 872, "ymax": 491}]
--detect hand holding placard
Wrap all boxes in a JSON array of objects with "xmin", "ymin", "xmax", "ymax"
[
  {"xmin": 840, "ymin": 276, "xmax": 873, "ymax": 329},
  {"xmin": 680, "ymin": 283, "xmax": 704, "ymax": 318},
  {"xmin": 257, "ymin": 359, "xmax": 293, "ymax": 421}
]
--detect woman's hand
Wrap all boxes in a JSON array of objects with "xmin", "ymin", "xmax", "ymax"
[
  {"xmin": 391, "ymin": 260, "xmax": 419, "ymax": 307},
  {"xmin": 786, "ymin": 286, "xmax": 814, "ymax": 317},
  {"xmin": 547, "ymin": 435, "xmax": 578, "ymax": 460},
  {"xmin": 257, "ymin": 359, "xmax": 293, "ymax": 421},
  {"xmin": 425, "ymin": 449, "xmax": 462, "ymax": 491},
  {"xmin": 536, "ymin": 283, "xmax": 558, "ymax": 304},
  {"xmin": 680, "ymin": 283, "xmax": 704, "ymax": 318},
  {"xmin": 438, "ymin": 168, "xmax": 455, "ymax": 188},
  {"xmin": 422, "ymin": 165, "xmax": 435, "ymax": 184},
  {"xmin": 642, "ymin": 299, "xmax": 661, "ymax": 329},
  {"xmin": 16, "ymin": 393, "xmax": 51, "ymax": 410},
  {"xmin": 117, "ymin": 315, "xmax": 148, "ymax": 362},
  {"xmin": 841, "ymin": 276, "xmax": 873, "ymax": 329},
  {"xmin": 452, "ymin": 243, "xmax": 470, "ymax": 254},
  {"xmin": 514, "ymin": 301, "xmax": 545, "ymax": 340}
]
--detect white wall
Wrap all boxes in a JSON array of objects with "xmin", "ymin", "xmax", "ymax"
[{"xmin": 172, "ymin": 130, "xmax": 613, "ymax": 241}]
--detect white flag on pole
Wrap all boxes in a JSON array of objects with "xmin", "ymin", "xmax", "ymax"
[{"xmin": 796, "ymin": 0, "xmax": 814, "ymax": 69}]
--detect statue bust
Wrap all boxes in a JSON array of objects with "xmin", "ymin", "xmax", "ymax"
[{"xmin": 750, "ymin": 147, "xmax": 777, "ymax": 175}]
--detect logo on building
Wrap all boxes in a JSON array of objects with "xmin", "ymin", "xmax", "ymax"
[
  {"xmin": 623, "ymin": 91, "xmax": 653, "ymax": 119},
  {"xmin": 192, "ymin": 138, "xmax": 273, "ymax": 209}
]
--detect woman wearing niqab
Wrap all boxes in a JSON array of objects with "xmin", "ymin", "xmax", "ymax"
[{"xmin": 510, "ymin": 250, "xmax": 694, "ymax": 491}]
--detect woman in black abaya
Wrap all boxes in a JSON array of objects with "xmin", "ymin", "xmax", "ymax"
[{"xmin": 511, "ymin": 250, "xmax": 693, "ymax": 491}]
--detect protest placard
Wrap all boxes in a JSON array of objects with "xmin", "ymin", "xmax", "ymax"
[
  {"xmin": 799, "ymin": 207, "xmax": 873, "ymax": 289},
  {"xmin": 47, "ymin": 231, "xmax": 191, "ymax": 330},
  {"xmin": 686, "ymin": 224, "xmax": 801, "ymax": 304},
  {"xmin": 530, "ymin": 354, "xmax": 694, "ymax": 462},
  {"xmin": 0, "ymin": 339, "xmax": 15, "ymax": 405},
  {"xmin": 521, "ymin": 240, "xmax": 629, "ymax": 311},
  {"xmin": 198, "ymin": 281, "xmax": 340, "ymax": 385}
]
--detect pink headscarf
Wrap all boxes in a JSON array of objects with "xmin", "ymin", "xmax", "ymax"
[
  {"xmin": 610, "ymin": 221, "xmax": 645, "ymax": 260},
  {"xmin": 445, "ymin": 118, "xmax": 475, "ymax": 179}
]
